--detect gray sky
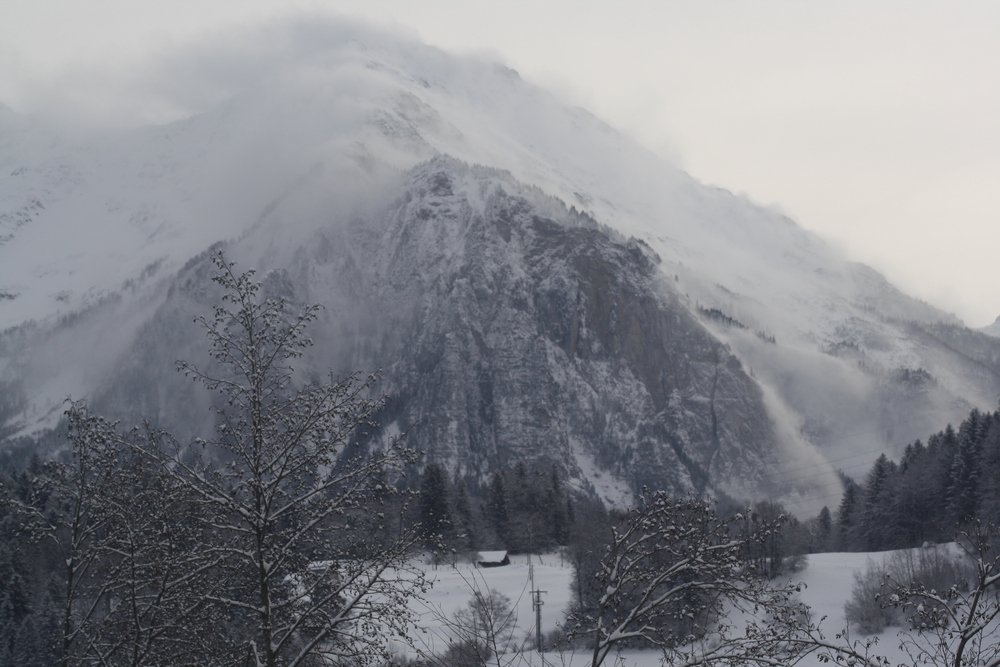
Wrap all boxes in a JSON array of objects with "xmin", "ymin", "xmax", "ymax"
[{"xmin": 2, "ymin": 1, "xmax": 998, "ymax": 326}]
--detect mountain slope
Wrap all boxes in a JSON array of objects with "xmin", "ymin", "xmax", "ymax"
[
  {"xmin": 1, "ymin": 19, "xmax": 998, "ymax": 511},
  {"xmin": 983, "ymin": 316, "xmax": 1000, "ymax": 338},
  {"xmin": 82, "ymin": 159, "xmax": 796, "ymax": 505}
]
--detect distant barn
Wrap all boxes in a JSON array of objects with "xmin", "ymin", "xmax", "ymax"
[{"xmin": 477, "ymin": 550, "xmax": 510, "ymax": 568}]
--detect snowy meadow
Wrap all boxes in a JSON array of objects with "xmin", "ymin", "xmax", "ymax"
[{"xmin": 399, "ymin": 545, "xmax": 993, "ymax": 667}]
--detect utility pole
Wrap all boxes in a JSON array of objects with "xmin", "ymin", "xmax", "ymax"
[
  {"xmin": 532, "ymin": 587, "xmax": 547, "ymax": 652},
  {"xmin": 529, "ymin": 554, "xmax": 547, "ymax": 653}
]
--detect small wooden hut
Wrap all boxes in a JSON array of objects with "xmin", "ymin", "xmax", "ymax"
[{"xmin": 476, "ymin": 550, "xmax": 510, "ymax": 568}]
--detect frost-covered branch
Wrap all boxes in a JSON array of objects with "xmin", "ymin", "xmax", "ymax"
[{"xmin": 571, "ymin": 492, "xmax": 814, "ymax": 667}]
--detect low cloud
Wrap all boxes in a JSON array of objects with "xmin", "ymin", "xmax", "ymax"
[{"xmin": 9, "ymin": 14, "xmax": 434, "ymax": 128}]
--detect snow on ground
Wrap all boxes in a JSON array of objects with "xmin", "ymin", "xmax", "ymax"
[
  {"xmin": 793, "ymin": 551, "xmax": 909, "ymax": 667},
  {"xmin": 399, "ymin": 552, "xmax": 575, "ymax": 661},
  {"xmin": 394, "ymin": 548, "xmax": 935, "ymax": 666}
]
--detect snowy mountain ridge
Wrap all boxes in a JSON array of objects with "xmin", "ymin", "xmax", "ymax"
[
  {"xmin": 984, "ymin": 316, "xmax": 1000, "ymax": 338},
  {"xmin": 2, "ymin": 19, "xmax": 998, "ymax": 512}
]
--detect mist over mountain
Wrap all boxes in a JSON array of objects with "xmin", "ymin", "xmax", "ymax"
[
  {"xmin": 984, "ymin": 316, "xmax": 1000, "ymax": 338},
  {"xmin": 2, "ymin": 18, "xmax": 998, "ymax": 514}
]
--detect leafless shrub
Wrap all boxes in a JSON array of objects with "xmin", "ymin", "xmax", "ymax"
[{"xmin": 845, "ymin": 544, "xmax": 974, "ymax": 634}]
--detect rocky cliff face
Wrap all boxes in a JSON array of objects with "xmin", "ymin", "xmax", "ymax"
[
  {"xmin": 71, "ymin": 158, "xmax": 783, "ymax": 505},
  {"xmin": 308, "ymin": 159, "xmax": 781, "ymax": 502}
]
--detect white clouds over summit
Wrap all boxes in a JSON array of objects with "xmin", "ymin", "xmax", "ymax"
[{"xmin": 1, "ymin": 2, "xmax": 998, "ymax": 326}]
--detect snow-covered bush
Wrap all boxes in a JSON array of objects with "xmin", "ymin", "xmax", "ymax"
[
  {"xmin": 845, "ymin": 544, "xmax": 972, "ymax": 634},
  {"xmin": 570, "ymin": 492, "xmax": 809, "ymax": 667},
  {"xmin": 844, "ymin": 558, "xmax": 900, "ymax": 633}
]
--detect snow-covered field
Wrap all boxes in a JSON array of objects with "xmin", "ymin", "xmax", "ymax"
[
  {"xmin": 399, "ymin": 552, "xmax": 575, "ymax": 661},
  {"xmin": 397, "ymin": 549, "xmax": 922, "ymax": 666},
  {"xmin": 793, "ymin": 551, "xmax": 909, "ymax": 667}
]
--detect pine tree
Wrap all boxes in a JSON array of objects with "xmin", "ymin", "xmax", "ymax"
[
  {"xmin": 837, "ymin": 480, "xmax": 860, "ymax": 550},
  {"xmin": 948, "ymin": 411, "xmax": 984, "ymax": 527},
  {"xmin": 977, "ymin": 413, "xmax": 1000, "ymax": 524},
  {"xmin": 894, "ymin": 439, "xmax": 939, "ymax": 544},
  {"xmin": 0, "ymin": 596, "xmax": 15, "ymax": 665},
  {"xmin": 487, "ymin": 472, "xmax": 509, "ymax": 547},
  {"xmin": 817, "ymin": 505, "xmax": 832, "ymax": 544},
  {"xmin": 450, "ymin": 478, "xmax": 478, "ymax": 551},
  {"xmin": 860, "ymin": 454, "xmax": 898, "ymax": 550},
  {"xmin": 419, "ymin": 462, "xmax": 452, "ymax": 548},
  {"xmin": 547, "ymin": 466, "xmax": 567, "ymax": 545},
  {"xmin": 935, "ymin": 424, "xmax": 960, "ymax": 510},
  {"xmin": 507, "ymin": 464, "xmax": 546, "ymax": 552}
]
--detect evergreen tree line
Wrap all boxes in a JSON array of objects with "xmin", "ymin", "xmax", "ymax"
[
  {"xmin": 0, "ymin": 457, "xmax": 61, "ymax": 666},
  {"xmin": 832, "ymin": 407, "xmax": 1000, "ymax": 552},
  {"xmin": 415, "ymin": 460, "xmax": 575, "ymax": 556}
]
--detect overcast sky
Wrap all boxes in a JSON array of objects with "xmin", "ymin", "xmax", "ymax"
[{"xmin": 2, "ymin": 1, "xmax": 998, "ymax": 326}]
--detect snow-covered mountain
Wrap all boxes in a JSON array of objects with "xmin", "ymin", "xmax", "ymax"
[{"xmin": 2, "ymin": 20, "xmax": 998, "ymax": 513}]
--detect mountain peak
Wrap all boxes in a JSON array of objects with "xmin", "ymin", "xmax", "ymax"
[{"xmin": 2, "ymin": 23, "xmax": 999, "ymax": 514}]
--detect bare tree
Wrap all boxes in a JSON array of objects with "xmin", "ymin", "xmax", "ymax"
[
  {"xmin": 417, "ymin": 564, "xmax": 532, "ymax": 667},
  {"xmin": 140, "ymin": 250, "xmax": 423, "ymax": 667},
  {"xmin": 12, "ymin": 405, "xmax": 118, "ymax": 667},
  {"xmin": 886, "ymin": 520, "xmax": 1000, "ymax": 667},
  {"xmin": 570, "ymin": 492, "xmax": 815, "ymax": 667},
  {"xmin": 446, "ymin": 588, "xmax": 518, "ymax": 666},
  {"xmin": 650, "ymin": 520, "xmax": 1000, "ymax": 667},
  {"xmin": 80, "ymin": 418, "xmax": 224, "ymax": 666},
  {"xmin": 9, "ymin": 404, "xmax": 224, "ymax": 666}
]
